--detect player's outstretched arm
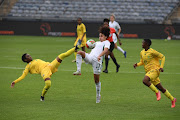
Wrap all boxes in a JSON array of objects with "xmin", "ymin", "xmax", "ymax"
[{"xmin": 11, "ymin": 68, "xmax": 29, "ymax": 88}]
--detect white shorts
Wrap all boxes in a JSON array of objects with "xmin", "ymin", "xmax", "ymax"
[
  {"xmin": 84, "ymin": 53, "xmax": 102, "ymax": 75},
  {"xmin": 113, "ymin": 33, "xmax": 117, "ymax": 43}
]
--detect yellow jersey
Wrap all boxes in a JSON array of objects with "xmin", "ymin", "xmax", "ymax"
[
  {"xmin": 77, "ymin": 23, "xmax": 86, "ymax": 39},
  {"xmin": 137, "ymin": 48, "xmax": 165, "ymax": 73},
  {"xmin": 14, "ymin": 59, "xmax": 50, "ymax": 83}
]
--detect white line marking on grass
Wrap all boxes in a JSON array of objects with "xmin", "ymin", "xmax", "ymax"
[
  {"xmin": 0, "ymin": 67, "xmax": 180, "ymax": 75},
  {"xmin": 0, "ymin": 67, "xmax": 24, "ymax": 69}
]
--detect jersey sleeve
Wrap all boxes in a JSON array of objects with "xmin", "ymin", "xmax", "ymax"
[
  {"xmin": 82, "ymin": 24, "xmax": 86, "ymax": 33},
  {"xmin": 116, "ymin": 22, "xmax": 121, "ymax": 29},
  {"xmin": 104, "ymin": 41, "xmax": 110, "ymax": 49},
  {"xmin": 153, "ymin": 50, "xmax": 165, "ymax": 68},
  {"xmin": 137, "ymin": 51, "xmax": 144, "ymax": 66},
  {"xmin": 14, "ymin": 65, "xmax": 29, "ymax": 83}
]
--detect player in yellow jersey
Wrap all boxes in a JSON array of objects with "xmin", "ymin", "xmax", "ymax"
[
  {"xmin": 72, "ymin": 17, "xmax": 87, "ymax": 62},
  {"xmin": 133, "ymin": 39, "xmax": 176, "ymax": 108},
  {"xmin": 11, "ymin": 43, "xmax": 81, "ymax": 101}
]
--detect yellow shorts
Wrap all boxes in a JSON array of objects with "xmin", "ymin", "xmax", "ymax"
[
  {"xmin": 41, "ymin": 66, "xmax": 52, "ymax": 80},
  {"xmin": 41, "ymin": 59, "xmax": 61, "ymax": 80},
  {"xmin": 74, "ymin": 37, "xmax": 86, "ymax": 47},
  {"xmin": 146, "ymin": 69, "xmax": 160, "ymax": 86}
]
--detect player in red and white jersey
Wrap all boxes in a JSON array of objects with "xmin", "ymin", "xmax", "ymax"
[{"xmin": 103, "ymin": 18, "xmax": 120, "ymax": 73}]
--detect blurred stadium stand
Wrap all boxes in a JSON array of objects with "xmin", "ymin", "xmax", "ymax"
[{"xmin": 0, "ymin": 0, "xmax": 179, "ymax": 24}]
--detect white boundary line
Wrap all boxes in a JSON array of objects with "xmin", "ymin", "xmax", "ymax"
[{"xmin": 0, "ymin": 66, "xmax": 180, "ymax": 75}]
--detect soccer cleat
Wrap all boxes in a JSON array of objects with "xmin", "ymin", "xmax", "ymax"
[
  {"xmin": 124, "ymin": 51, "xmax": 127, "ymax": 58},
  {"xmin": 116, "ymin": 64, "xmax": 120, "ymax": 73},
  {"xmin": 40, "ymin": 96, "xmax": 44, "ymax": 101},
  {"xmin": 103, "ymin": 69, "xmax": 108, "ymax": 73},
  {"xmin": 96, "ymin": 95, "xmax": 101, "ymax": 103},
  {"xmin": 73, "ymin": 71, "xmax": 81, "ymax": 75},
  {"xmin": 156, "ymin": 91, "xmax": 161, "ymax": 101},
  {"xmin": 72, "ymin": 59, "xmax": 76, "ymax": 63},
  {"xmin": 171, "ymin": 98, "xmax": 176, "ymax": 108}
]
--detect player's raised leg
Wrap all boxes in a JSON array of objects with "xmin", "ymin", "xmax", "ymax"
[
  {"xmin": 156, "ymin": 83, "xmax": 176, "ymax": 108},
  {"xmin": 51, "ymin": 46, "xmax": 80, "ymax": 72}
]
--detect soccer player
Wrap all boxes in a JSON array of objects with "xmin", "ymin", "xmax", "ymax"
[
  {"xmin": 109, "ymin": 14, "xmax": 126, "ymax": 58},
  {"xmin": 73, "ymin": 26, "xmax": 110, "ymax": 103},
  {"xmin": 133, "ymin": 39, "xmax": 176, "ymax": 108},
  {"xmin": 72, "ymin": 17, "xmax": 87, "ymax": 62},
  {"xmin": 11, "ymin": 43, "xmax": 81, "ymax": 101},
  {"xmin": 103, "ymin": 18, "xmax": 120, "ymax": 73}
]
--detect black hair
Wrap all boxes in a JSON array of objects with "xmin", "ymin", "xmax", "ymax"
[
  {"xmin": 103, "ymin": 18, "xmax": 110, "ymax": 23},
  {"xmin": 22, "ymin": 53, "xmax": 27, "ymax": 62},
  {"xmin": 77, "ymin": 17, "xmax": 82, "ymax": 20},
  {"xmin": 99, "ymin": 26, "xmax": 110, "ymax": 38},
  {"xmin": 144, "ymin": 39, "xmax": 152, "ymax": 46}
]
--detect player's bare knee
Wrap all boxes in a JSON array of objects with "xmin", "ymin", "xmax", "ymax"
[
  {"xmin": 94, "ymin": 74, "xmax": 100, "ymax": 83},
  {"xmin": 77, "ymin": 51, "xmax": 83, "ymax": 54},
  {"xmin": 143, "ymin": 77, "xmax": 150, "ymax": 86},
  {"xmin": 77, "ymin": 51, "xmax": 85, "ymax": 58},
  {"xmin": 142, "ymin": 79, "xmax": 147, "ymax": 85},
  {"xmin": 56, "ymin": 57, "xmax": 62, "ymax": 63}
]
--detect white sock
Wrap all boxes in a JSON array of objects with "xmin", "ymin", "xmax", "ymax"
[
  {"xmin": 76, "ymin": 54, "xmax": 82, "ymax": 72},
  {"xmin": 96, "ymin": 82, "xmax": 101, "ymax": 96},
  {"xmin": 117, "ymin": 46, "xmax": 125, "ymax": 54}
]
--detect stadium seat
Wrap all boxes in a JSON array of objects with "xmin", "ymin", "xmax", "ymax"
[{"xmin": 5, "ymin": 0, "xmax": 180, "ymax": 23}]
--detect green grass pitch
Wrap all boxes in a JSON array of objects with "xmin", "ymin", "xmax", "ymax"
[{"xmin": 0, "ymin": 35, "xmax": 179, "ymax": 120}]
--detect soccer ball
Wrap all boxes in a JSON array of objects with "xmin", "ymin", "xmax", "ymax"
[{"xmin": 86, "ymin": 39, "xmax": 96, "ymax": 49}]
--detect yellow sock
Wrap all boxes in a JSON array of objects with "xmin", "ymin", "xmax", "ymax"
[
  {"xmin": 51, "ymin": 59, "xmax": 61, "ymax": 69},
  {"xmin": 164, "ymin": 90, "xmax": 174, "ymax": 101},
  {"xmin": 149, "ymin": 84, "xmax": 159, "ymax": 93},
  {"xmin": 41, "ymin": 80, "xmax": 51, "ymax": 97},
  {"xmin": 58, "ymin": 47, "xmax": 75, "ymax": 60},
  {"xmin": 74, "ymin": 52, "xmax": 77, "ymax": 60}
]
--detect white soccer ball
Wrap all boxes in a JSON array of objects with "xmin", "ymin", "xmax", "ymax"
[{"xmin": 86, "ymin": 39, "xmax": 96, "ymax": 49}]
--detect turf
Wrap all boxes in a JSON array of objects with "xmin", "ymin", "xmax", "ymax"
[{"xmin": 0, "ymin": 35, "xmax": 179, "ymax": 120}]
